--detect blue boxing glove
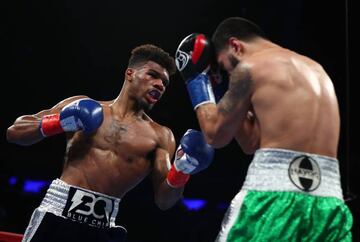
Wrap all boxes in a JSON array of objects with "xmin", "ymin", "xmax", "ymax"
[
  {"xmin": 166, "ymin": 129, "xmax": 214, "ymax": 188},
  {"xmin": 40, "ymin": 98, "xmax": 104, "ymax": 137}
]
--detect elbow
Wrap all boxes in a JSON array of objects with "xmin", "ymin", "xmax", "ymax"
[
  {"xmin": 200, "ymin": 124, "xmax": 233, "ymax": 148},
  {"xmin": 205, "ymin": 133, "xmax": 231, "ymax": 149},
  {"xmin": 206, "ymin": 139, "xmax": 225, "ymax": 149},
  {"xmin": 155, "ymin": 198, "xmax": 174, "ymax": 211},
  {"xmin": 239, "ymin": 140, "xmax": 259, "ymax": 155},
  {"xmin": 6, "ymin": 126, "xmax": 17, "ymax": 144},
  {"xmin": 6, "ymin": 126, "xmax": 34, "ymax": 146},
  {"xmin": 154, "ymin": 190, "xmax": 181, "ymax": 211},
  {"xmin": 157, "ymin": 204, "xmax": 171, "ymax": 211},
  {"xmin": 242, "ymin": 146, "xmax": 257, "ymax": 155}
]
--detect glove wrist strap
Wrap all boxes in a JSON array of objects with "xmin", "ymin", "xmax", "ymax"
[
  {"xmin": 166, "ymin": 164, "xmax": 190, "ymax": 188},
  {"xmin": 40, "ymin": 114, "xmax": 64, "ymax": 137},
  {"xmin": 186, "ymin": 73, "xmax": 216, "ymax": 110}
]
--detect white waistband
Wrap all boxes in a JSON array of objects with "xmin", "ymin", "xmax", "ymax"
[
  {"xmin": 40, "ymin": 179, "xmax": 121, "ymax": 228},
  {"xmin": 242, "ymin": 148, "xmax": 344, "ymax": 200}
]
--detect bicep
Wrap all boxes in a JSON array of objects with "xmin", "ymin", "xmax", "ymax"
[
  {"xmin": 217, "ymin": 75, "xmax": 252, "ymax": 137},
  {"xmin": 152, "ymin": 148, "xmax": 171, "ymax": 183},
  {"xmin": 34, "ymin": 95, "xmax": 89, "ymax": 118}
]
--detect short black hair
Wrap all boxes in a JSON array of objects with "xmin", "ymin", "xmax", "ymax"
[
  {"xmin": 128, "ymin": 44, "xmax": 176, "ymax": 76},
  {"xmin": 212, "ymin": 17, "xmax": 266, "ymax": 52}
]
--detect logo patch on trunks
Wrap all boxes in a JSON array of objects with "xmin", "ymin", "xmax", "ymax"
[
  {"xmin": 288, "ymin": 155, "xmax": 321, "ymax": 192},
  {"xmin": 62, "ymin": 187, "xmax": 114, "ymax": 228}
]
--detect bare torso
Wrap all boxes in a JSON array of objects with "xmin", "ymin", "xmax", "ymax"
[
  {"xmin": 246, "ymin": 47, "xmax": 340, "ymax": 157},
  {"xmin": 60, "ymin": 102, "xmax": 167, "ymax": 198}
]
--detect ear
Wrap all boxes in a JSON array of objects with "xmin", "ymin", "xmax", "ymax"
[
  {"xmin": 125, "ymin": 68, "xmax": 134, "ymax": 82},
  {"xmin": 228, "ymin": 37, "xmax": 244, "ymax": 54}
]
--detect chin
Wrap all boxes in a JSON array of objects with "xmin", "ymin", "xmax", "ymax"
[
  {"xmin": 144, "ymin": 104, "xmax": 153, "ymax": 112},
  {"xmin": 139, "ymin": 100, "xmax": 154, "ymax": 112}
]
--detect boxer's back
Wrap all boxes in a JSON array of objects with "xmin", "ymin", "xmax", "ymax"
[{"xmin": 249, "ymin": 48, "xmax": 340, "ymax": 157}]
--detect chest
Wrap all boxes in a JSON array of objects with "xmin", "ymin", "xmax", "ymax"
[{"xmin": 97, "ymin": 118, "xmax": 158, "ymax": 157}]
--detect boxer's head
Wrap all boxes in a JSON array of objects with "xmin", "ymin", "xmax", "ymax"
[
  {"xmin": 212, "ymin": 17, "xmax": 266, "ymax": 73},
  {"xmin": 125, "ymin": 44, "xmax": 176, "ymax": 111}
]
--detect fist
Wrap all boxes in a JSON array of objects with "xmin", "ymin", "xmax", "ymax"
[
  {"xmin": 174, "ymin": 129, "xmax": 214, "ymax": 175},
  {"xmin": 40, "ymin": 98, "xmax": 104, "ymax": 137},
  {"xmin": 60, "ymin": 98, "xmax": 103, "ymax": 134},
  {"xmin": 208, "ymin": 63, "xmax": 229, "ymax": 102},
  {"xmin": 175, "ymin": 33, "xmax": 214, "ymax": 82}
]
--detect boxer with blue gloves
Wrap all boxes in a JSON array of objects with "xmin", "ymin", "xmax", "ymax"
[{"xmin": 7, "ymin": 44, "xmax": 214, "ymax": 242}]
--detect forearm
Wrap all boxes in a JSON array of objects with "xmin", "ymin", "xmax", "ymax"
[
  {"xmin": 6, "ymin": 115, "xmax": 44, "ymax": 146},
  {"xmin": 6, "ymin": 96, "xmax": 98, "ymax": 146},
  {"xmin": 154, "ymin": 129, "xmax": 214, "ymax": 210},
  {"xmin": 154, "ymin": 181, "xmax": 184, "ymax": 210},
  {"xmin": 195, "ymin": 104, "xmax": 217, "ymax": 144},
  {"xmin": 195, "ymin": 104, "xmax": 233, "ymax": 148}
]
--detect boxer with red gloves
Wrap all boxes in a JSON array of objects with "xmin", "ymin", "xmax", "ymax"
[
  {"xmin": 175, "ymin": 33, "xmax": 228, "ymax": 110},
  {"xmin": 176, "ymin": 17, "xmax": 353, "ymax": 242}
]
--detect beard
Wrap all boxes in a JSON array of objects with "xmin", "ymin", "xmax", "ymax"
[
  {"xmin": 228, "ymin": 54, "xmax": 239, "ymax": 70},
  {"xmin": 138, "ymin": 99, "xmax": 154, "ymax": 112}
]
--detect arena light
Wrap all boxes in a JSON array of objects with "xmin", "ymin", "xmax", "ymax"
[
  {"xmin": 23, "ymin": 179, "xmax": 49, "ymax": 193},
  {"xmin": 182, "ymin": 198, "xmax": 207, "ymax": 211},
  {"xmin": 8, "ymin": 176, "xmax": 18, "ymax": 186}
]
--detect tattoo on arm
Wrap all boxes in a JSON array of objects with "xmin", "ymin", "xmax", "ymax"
[{"xmin": 218, "ymin": 66, "xmax": 252, "ymax": 114}]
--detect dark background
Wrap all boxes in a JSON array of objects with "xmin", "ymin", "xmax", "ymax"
[{"xmin": 1, "ymin": 0, "xmax": 358, "ymax": 241}]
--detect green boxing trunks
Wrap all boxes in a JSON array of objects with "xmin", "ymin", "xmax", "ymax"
[{"xmin": 216, "ymin": 148, "xmax": 353, "ymax": 242}]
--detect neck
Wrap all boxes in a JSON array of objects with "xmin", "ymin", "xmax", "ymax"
[
  {"xmin": 110, "ymin": 84, "xmax": 145, "ymax": 118},
  {"xmin": 246, "ymin": 38, "xmax": 280, "ymax": 55}
]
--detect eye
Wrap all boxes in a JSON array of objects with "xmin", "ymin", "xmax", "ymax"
[
  {"xmin": 162, "ymin": 79, "xmax": 169, "ymax": 87},
  {"xmin": 148, "ymin": 72, "xmax": 156, "ymax": 78}
]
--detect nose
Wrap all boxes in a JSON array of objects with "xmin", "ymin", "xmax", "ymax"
[{"xmin": 154, "ymin": 79, "xmax": 165, "ymax": 92}]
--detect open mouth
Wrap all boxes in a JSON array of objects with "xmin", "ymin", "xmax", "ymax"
[
  {"xmin": 147, "ymin": 90, "xmax": 161, "ymax": 103},
  {"xmin": 149, "ymin": 90, "xmax": 161, "ymax": 100}
]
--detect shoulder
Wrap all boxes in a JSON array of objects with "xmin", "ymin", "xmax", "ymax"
[
  {"xmin": 246, "ymin": 48, "xmax": 295, "ymax": 83},
  {"xmin": 152, "ymin": 122, "xmax": 175, "ymax": 149},
  {"xmin": 143, "ymin": 113, "xmax": 175, "ymax": 147},
  {"xmin": 61, "ymin": 95, "xmax": 90, "ymax": 103},
  {"xmin": 50, "ymin": 95, "xmax": 90, "ymax": 110},
  {"xmin": 230, "ymin": 50, "xmax": 284, "ymax": 84},
  {"xmin": 156, "ymin": 123, "xmax": 175, "ymax": 147},
  {"xmin": 249, "ymin": 49, "xmax": 284, "ymax": 71},
  {"xmin": 159, "ymin": 125, "xmax": 175, "ymax": 146}
]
